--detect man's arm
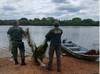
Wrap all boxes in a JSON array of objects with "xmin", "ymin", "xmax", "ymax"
[
  {"xmin": 45, "ymin": 30, "xmax": 52, "ymax": 42},
  {"xmin": 61, "ymin": 29, "xmax": 63, "ymax": 35},
  {"xmin": 20, "ymin": 27, "xmax": 26, "ymax": 38},
  {"xmin": 7, "ymin": 28, "xmax": 12, "ymax": 35}
]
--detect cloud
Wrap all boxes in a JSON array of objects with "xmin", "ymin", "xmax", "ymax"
[
  {"xmin": 57, "ymin": 6, "xmax": 83, "ymax": 13},
  {"xmin": 93, "ymin": 0, "xmax": 99, "ymax": 1},
  {"xmin": 51, "ymin": 0, "xmax": 67, "ymax": 3},
  {"xmin": 0, "ymin": 0, "xmax": 99, "ymax": 21},
  {"xmin": 2, "ymin": 5, "xmax": 16, "ymax": 11}
]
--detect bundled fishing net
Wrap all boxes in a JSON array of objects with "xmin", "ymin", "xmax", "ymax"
[
  {"xmin": 26, "ymin": 28, "xmax": 48, "ymax": 66},
  {"xmin": 33, "ymin": 40, "xmax": 48, "ymax": 65}
]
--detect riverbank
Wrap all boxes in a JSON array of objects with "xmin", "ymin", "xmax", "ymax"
[{"xmin": 0, "ymin": 55, "xmax": 99, "ymax": 74}]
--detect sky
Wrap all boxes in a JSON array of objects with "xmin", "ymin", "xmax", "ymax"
[{"xmin": 0, "ymin": 0, "xmax": 99, "ymax": 20}]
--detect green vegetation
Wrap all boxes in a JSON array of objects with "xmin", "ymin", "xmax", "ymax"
[{"xmin": 0, "ymin": 17, "xmax": 99, "ymax": 26}]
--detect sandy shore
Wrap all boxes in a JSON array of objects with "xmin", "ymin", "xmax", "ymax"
[{"xmin": 0, "ymin": 55, "xmax": 99, "ymax": 74}]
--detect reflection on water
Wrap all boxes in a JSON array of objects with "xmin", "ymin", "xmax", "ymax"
[{"xmin": 0, "ymin": 26, "xmax": 99, "ymax": 57}]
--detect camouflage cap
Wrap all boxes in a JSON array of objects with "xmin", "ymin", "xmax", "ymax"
[{"xmin": 53, "ymin": 21, "xmax": 60, "ymax": 27}]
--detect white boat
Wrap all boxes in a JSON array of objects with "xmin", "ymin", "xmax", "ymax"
[{"xmin": 61, "ymin": 40, "xmax": 99, "ymax": 61}]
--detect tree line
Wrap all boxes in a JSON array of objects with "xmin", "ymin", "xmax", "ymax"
[{"xmin": 0, "ymin": 17, "xmax": 99, "ymax": 26}]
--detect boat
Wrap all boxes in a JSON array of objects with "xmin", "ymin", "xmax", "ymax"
[{"xmin": 61, "ymin": 40, "xmax": 99, "ymax": 61}]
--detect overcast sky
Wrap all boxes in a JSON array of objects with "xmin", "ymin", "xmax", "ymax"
[{"xmin": 0, "ymin": 0, "xmax": 99, "ymax": 20}]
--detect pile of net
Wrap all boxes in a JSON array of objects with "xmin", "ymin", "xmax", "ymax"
[{"xmin": 25, "ymin": 28, "xmax": 48, "ymax": 66}]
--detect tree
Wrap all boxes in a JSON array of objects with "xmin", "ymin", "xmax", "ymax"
[
  {"xmin": 82, "ymin": 19, "xmax": 98, "ymax": 26},
  {"xmin": 0, "ymin": 17, "xmax": 99, "ymax": 26},
  {"xmin": 19, "ymin": 18, "xmax": 29, "ymax": 25},
  {"xmin": 33, "ymin": 18, "xmax": 40, "ymax": 25},
  {"xmin": 0, "ymin": 20, "xmax": 3, "ymax": 25},
  {"xmin": 71, "ymin": 17, "xmax": 82, "ymax": 26},
  {"xmin": 46, "ymin": 17, "xmax": 57, "ymax": 26},
  {"xmin": 41, "ymin": 18, "xmax": 48, "ymax": 25}
]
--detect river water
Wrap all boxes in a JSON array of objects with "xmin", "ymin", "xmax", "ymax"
[{"xmin": 0, "ymin": 26, "xmax": 99, "ymax": 58}]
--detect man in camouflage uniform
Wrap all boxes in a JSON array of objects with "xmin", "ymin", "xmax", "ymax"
[
  {"xmin": 7, "ymin": 21, "xmax": 26, "ymax": 65},
  {"xmin": 45, "ymin": 21, "xmax": 63, "ymax": 72}
]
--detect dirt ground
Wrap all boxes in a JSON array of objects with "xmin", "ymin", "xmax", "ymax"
[{"xmin": 0, "ymin": 56, "xmax": 99, "ymax": 74}]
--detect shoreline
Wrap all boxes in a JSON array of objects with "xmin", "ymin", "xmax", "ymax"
[{"xmin": 0, "ymin": 55, "xmax": 99, "ymax": 74}]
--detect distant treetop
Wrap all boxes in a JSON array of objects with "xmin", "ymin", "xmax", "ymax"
[{"xmin": 0, "ymin": 17, "xmax": 99, "ymax": 26}]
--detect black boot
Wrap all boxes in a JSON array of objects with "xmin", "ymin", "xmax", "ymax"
[
  {"xmin": 21, "ymin": 59, "xmax": 26, "ymax": 66},
  {"xmin": 14, "ymin": 59, "xmax": 19, "ymax": 65},
  {"xmin": 46, "ymin": 65, "xmax": 52, "ymax": 71}
]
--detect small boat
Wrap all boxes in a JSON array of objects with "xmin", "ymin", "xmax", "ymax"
[{"xmin": 61, "ymin": 40, "xmax": 99, "ymax": 61}]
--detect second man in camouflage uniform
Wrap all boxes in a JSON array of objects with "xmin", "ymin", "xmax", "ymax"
[
  {"xmin": 45, "ymin": 21, "xmax": 63, "ymax": 72},
  {"xmin": 7, "ymin": 21, "xmax": 26, "ymax": 65}
]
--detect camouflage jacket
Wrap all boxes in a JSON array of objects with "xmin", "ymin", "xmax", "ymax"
[
  {"xmin": 7, "ymin": 26, "xmax": 25, "ymax": 42},
  {"xmin": 45, "ymin": 27, "xmax": 63, "ymax": 46}
]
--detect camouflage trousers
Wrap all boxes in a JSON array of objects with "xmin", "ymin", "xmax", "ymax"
[
  {"xmin": 10, "ymin": 41, "xmax": 25, "ymax": 62},
  {"xmin": 48, "ymin": 45, "xmax": 61, "ymax": 71}
]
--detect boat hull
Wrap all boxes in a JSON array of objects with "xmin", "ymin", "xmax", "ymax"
[{"xmin": 61, "ymin": 45, "xmax": 99, "ymax": 61}]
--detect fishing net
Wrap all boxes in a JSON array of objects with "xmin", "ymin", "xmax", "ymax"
[{"xmin": 26, "ymin": 28, "xmax": 48, "ymax": 65}]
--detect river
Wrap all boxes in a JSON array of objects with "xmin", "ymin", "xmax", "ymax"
[{"xmin": 0, "ymin": 26, "xmax": 99, "ymax": 58}]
